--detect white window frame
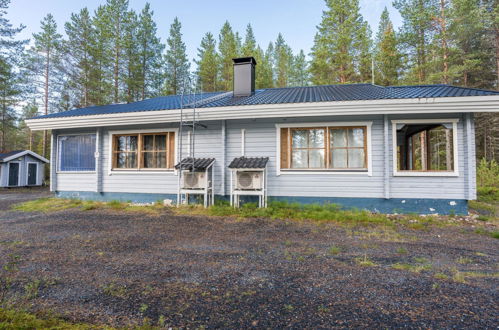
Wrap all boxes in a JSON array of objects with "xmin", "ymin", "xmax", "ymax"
[
  {"xmin": 26, "ymin": 161, "xmax": 38, "ymax": 186},
  {"xmin": 391, "ymin": 119, "xmax": 459, "ymax": 177},
  {"xmin": 7, "ymin": 161, "xmax": 21, "ymax": 186},
  {"xmin": 275, "ymin": 122, "xmax": 373, "ymax": 176},
  {"xmin": 57, "ymin": 133, "xmax": 97, "ymax": 174},
  {"xmin": 108, "ymin": 128, "xmax": 178, "ymax": 175}
]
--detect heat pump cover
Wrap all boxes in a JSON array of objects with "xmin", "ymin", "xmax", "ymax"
[
  {"xmin": 236, "ymin": 171, "xmax": 262, "ymax": 190},
  {"xmin": 183, "ymin": 172, "xmax": 205, "ymax": 189}
]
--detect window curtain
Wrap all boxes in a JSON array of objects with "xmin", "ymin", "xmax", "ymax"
[{"xmin": 58, "ymin": 134, "xmax": 96, "ymax": 171}]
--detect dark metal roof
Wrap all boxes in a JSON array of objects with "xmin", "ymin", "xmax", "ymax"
[
  {"xmin": 228, "ymin": 156, "xmax": 269, "ymax": 169},
  {"xmin": 175, "ymin": 157, "xmax": 215, "ymax": 171},
  {"xmin": 33, "ymin": 84, "xmax": 499, "ymax": 120},
  {"xmin": 0, "ymin": 150, "xmax": 25, "ymax": 162}
]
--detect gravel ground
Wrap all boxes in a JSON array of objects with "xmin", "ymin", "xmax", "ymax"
[{"xmin": 0, "ymin": 190, "xmax": 498, "ymax": 328}]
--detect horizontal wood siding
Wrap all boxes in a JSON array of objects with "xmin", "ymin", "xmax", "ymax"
[{"xmin": 53, "ymin": 112, "xmax": 474, "ymax": 201}]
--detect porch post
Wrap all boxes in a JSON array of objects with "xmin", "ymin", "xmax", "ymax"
[
  {"xmin": 50, "ymin": 130, "xmax": 57, "ymax": 192},
  {"xmin": 95, "ymin": 128, "xmax": 103, "ymax": 193}
]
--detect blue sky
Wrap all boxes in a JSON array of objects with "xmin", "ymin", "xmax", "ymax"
[{"xmin": 8, "ymin": 0, "xmax": 402, "ymax": 61}]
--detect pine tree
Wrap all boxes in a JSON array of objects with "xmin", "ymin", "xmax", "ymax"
[
  {"xmin": 195, "ymin": 32, "xmax": 218, "ymax": 92},
  {"xmin": 310, "ymin": 0, "xmax": 370, "ymax": 84},
  {"xmin": 136, "ymin": 3, "xmax": 164, "ymax": 99},
  {"xmin": 102, "ymin": 0, "xmax": 130, "ymax": 103},
  {"xmin": 122, "ymin": 10, "xmax": 140, "ymax": 103},
  {"xmin": 218, "ymin": 21, "xmax": 239, "ymax": 91},
  {"xmin": 241, "ymin": 24, "xmax": 257, "ymax": 56},
  {"xmin": 164, "ymin": 17, "xmax": 190, "ymax": 95},
  {"xmin": 63, "ymin": 8, "xmax": 94, "ymax": 108},
  {"xmin": 255, "ymin": 45, "xmax": 273, "ymax": 89},
  {"xmin": 289, "ymin": 50, "xmax": 309, "ymax": 86},
  {"xmin": 90, "ymin": 5, "xmax": 114, "ymax": 105},
  {"xmin": 393, "ymin": 0, "xmax": 438, "ymax": 84},
  {"xmin": 0, "ymin": 0, "xmax": 28, "ymax": 151},
  {"xmin": 28, "ymin": 14, "xmax": 63, "ymax": 158},
  {"xmin": 374, "ymin": 7, "xmax": 402, "ymax": 86},
  {"xmin": 274, "ymin": 33, "xmax": 293, "ymax": 87},
  {"xmin": 357, "ymin": 22, "xmax": 373, "ymax": 83}
]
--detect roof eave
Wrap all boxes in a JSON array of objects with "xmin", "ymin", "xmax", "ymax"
[{"xmin": 26, "ymin": 95, "xmax": 499, "ymax": 131}]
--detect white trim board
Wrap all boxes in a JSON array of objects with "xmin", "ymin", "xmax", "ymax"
[
  {"xmin": 3, "ymin": 150, "xmax": 49, "ymax": 163},
  {"xmin": 275, "ymin": 121, "xmax": 373, "ymax": 176},
  {"xmin": 391, "ymin": 118, "xmax": 459, "ymax": 177},
  {"xmin": 107, "ymin": 127, "xmax": 179, "ymax": 176},
  {"xmin": 26, "ymin": 95, "xmax": 499, "ymax": 131}
]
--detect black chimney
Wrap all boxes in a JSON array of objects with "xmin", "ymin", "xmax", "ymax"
[{"xmin": 232, "ymin": 57, "xmax": 256, "ymax": 97}]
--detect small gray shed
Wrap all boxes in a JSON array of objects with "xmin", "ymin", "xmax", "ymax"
[{"xmin": 0, "ymin": 150, "xmax": 49, "ymax": 188}]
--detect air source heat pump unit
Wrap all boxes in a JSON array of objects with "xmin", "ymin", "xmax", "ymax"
[
  {"xmin": 236, "ymin": 171, "xmax": 263, "ymax": 190},
  {"xmin": 182, "ymin": 172, "xmax": 207, "ymax": 189}
]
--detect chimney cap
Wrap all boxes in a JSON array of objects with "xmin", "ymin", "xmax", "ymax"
[{"xmin": 232, "ymin": 56, "xmax": 257, "ymax": 65}]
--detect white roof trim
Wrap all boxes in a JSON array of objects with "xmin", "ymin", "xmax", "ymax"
[
  {"xmin": 25, "ymin": 95, "xmax": 499, "ymax": 131},
  {"xmin": 2, "ymin": 150, "xmax": 49, "ymax": 163}
]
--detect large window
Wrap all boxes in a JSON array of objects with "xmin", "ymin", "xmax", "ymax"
[
  {"xmin": 58, "ymin": 134, "xmax": 96, "ymax": 172},
  {"xmin": 112, "ymin": 132, "xmax": 175, "ymax": 170},
  {"xmin": 280, "ymin": 125, "xmax": 368, "ymax": 171},
  {"xmin": 394, "ymin": 120, "xmax": 457, "ymax": 175}
]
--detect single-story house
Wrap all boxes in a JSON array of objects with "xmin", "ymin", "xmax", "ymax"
[
  {"xmin": 0, "ymin": 150, "xmax": 49, "ymax": 187},
  {"xmin": 26, "ymin": 57, "xmax": 499, "ymax": 214}
]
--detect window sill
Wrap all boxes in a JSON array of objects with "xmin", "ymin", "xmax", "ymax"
[
  {"xmin": 56, "ymin": 171, "xmax": 96, "ymax": 174},
  {"xmin": 393, "ymin": 171, "xmax": 459, "ymax": 177},
  {"xmin": 278, "ymin": 169, "xmax": 371, "ymax": 176},
  {"xmin": 108, "ymin": 169, "xmax": 176, "ymax": 175}
]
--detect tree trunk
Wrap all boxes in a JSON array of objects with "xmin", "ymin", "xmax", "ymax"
[
  {"xmin": 42, "ymin": 48, "xmax": 50, "ymax": 159},
  {"xmin": 440, "ymin": 0, "xmax": 449, "ymax": 84},
  {"xmin": 495, "ymin": 29, "xmax": 499, "ymax": 91}
]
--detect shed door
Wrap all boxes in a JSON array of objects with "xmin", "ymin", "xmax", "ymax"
[
  {"xmin": 8, "ymin": 163, "xmax": 19, "ymax": 186},
  {"xmin": 27, "ymin": 163, "xmax": 37, "ymax": 185}
]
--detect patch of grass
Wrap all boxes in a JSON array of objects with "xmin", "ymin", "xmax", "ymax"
[
  {"xmin": 12, "ymin": 198, "xmax": 166, "ymax": 215},
  {"xmin": 456, "ymin": 257, "xmax": 473, "ymax": 264},
  {"xmin": 0, "ymin": 308, "xmax": 106, "ymax": 329},
  {"xmin": 283, "ymin": 304, "xmax": 294, "ymax": 312},
  {"xmin": 178, "ymin": 201, "xmax": 394, "ymax": 227},
  {"xmin": 12, "ymin": 198, "xmax": 83, "ymax": 213},
  {"xmin": 396, "ymin": 247, "xmax": 408, "ymax": 254},
  {"xmin": 102, "ymin": 282, "xmax": 128, "ymax": 298},
  {"xmin": 392, "ymin": 257, "xmax": 432, "ymax": 273},
  {"xmin": 139, "ymin": 304, "xmax": 148, "ymax": 314},
  {"xmin": 24, "ymin": 280, "xmax": 41, "ymax": 299},
  {"xmin": 475, "ymin": 252, "xmax": 488, "ymax": 257},
  {"xmin": 328, "ymin": 246, "xmax": 342, "ymax": 255},
  {"xmin": 354, "ymin": 255, "xmax": 376, "ymax": 267},
  {"xmin": 474, "ymin": 228, "xmax": 499, "ymax": 239},
  {"xmin": 434, "ymin": 272, "xmax": 449, "ymax": 280}
]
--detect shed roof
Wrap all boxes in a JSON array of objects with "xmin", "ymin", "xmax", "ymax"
[
  {"xmin": 32, "ymin": 84, "xmax": 499, "ymax": 120},
  {"xmin": 0, "ymin": 150, "xmax": 49, "ymax": 163},
  {"xmin": 175, "ymin": 157, "xmax": 215, "ymax": 171},
  {"xmin": 228, "ymin": 157, "xmax": 269, "ymax": 169}
]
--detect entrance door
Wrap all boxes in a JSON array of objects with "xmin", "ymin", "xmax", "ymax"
[
  {"xmin": 27, "ymin": 163, "xmax": 37, "ymax": 185},
  {"xmin": 8, "ymin": 163, "xmax": 19, "ymax": 186}
]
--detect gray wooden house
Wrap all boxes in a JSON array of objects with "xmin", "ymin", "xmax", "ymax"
[
  {"xmin": 0, "ymin": 150, "xmax": 49, "ymax": 188},
  {"xmin": 26, "ymin": 57, "xmax": 499, "ymax": 214}
]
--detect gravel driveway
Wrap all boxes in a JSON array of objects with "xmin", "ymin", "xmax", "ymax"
[{"xmin": 0, "ymin": 190, "xmax": 497, "ymax": 328}]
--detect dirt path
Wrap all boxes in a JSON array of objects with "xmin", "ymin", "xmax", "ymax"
[{"xmin": 0, "ymin": 191, "xmax": 497, "ymax": 328}]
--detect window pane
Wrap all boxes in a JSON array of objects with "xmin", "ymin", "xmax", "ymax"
[
  {"xmin": 292, "ymin": 150, "xmax": 308, "ymax": 168},
  {"xmin": 157, "ymin": 152, "xmax": 167, "ymax": 168},
  {"xmin": 127, "ymin": 153, "xmax": 137, "ymax": 168},
  {"xmin": 309, "ymin": 149, "xmax": 325, "ymax": 168},
  {"xmin": 348, "ymin": 128, "xmax": 364, "ymax": 147},
  {"xmin": 117, "ymin": 136, "xmax": 138, "ymax": 152},
  {"xmin": 143, "ymin": 152, "xmax": 154, "ymax": 168},
  {"xmin": 331, "ymin": 149, "xmax": 347, "ymax": 168},
  {"xmin": 58, "ymin": 134, "xmax": 96, "ymax": 171},
  {"xmin": 143, "ymin": 135, "xmax": 154, "ymax": 151},
  {"xmin": 292, "ymin": 130, "xmax": 308, "ymax": 148},
  {"xmin": 396, "ymin": 124, "xmax": 454, "ymax": 172},
  {"xmin": 330, "ymin": 129, "xmax": 346, "ymax": 147},
  {"xmin": 156, "ymin": 135, "xmax": 166, "ymax": 150},
  {"xmin": 348, "ymin": 149, "xmax": 365, "ymax": 168},
  {"xmin": 309, "ymin": 129, "xmax": 325, "ymax": 148}
]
